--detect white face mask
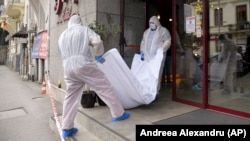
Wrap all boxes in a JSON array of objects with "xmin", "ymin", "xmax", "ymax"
[{"xmin": 150, "ymin": 23, "xmax": 156, "ymax": 30}]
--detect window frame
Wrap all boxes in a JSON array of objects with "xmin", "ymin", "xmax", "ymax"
[{"xmin": 214, "ymin": 8, "xmax": 223, "ymax": 26}]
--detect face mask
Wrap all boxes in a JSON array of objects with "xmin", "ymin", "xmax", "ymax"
[{"xmin": 150, "ymin": 23, "xmax": 156, "ymax": 30}]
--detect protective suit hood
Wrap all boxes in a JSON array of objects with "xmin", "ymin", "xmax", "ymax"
[
  {"xmin": 68, "ymin": 15, "xmax": 82, "ymax": 28},
  {"xmin": 149, "ymin": 16, "xmax": 161, "ymax": 27}
]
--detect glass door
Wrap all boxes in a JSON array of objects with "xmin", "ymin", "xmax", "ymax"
[
  {"xmin": 174, "ymin": 0, "xmax": 204, "ymax": 105},
  {"xmin": 208, "ymin": 0, "xmax": 250, "ymax": 117},
  {"xmin": 173, "ymin": 0, "xmax": 250, "ymax": 118}
]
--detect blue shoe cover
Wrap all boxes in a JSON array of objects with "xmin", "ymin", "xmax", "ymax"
[
  {"xmin": 192, "ymin": 85, "xmax": 202, "ymax": 90},
  {"xmin": 62, "ymin": 127, "xmax": 78, "ymax": 138},
  {"xmin": 112, "ymin": 111, "xmax": 130, "ymax": 122}
]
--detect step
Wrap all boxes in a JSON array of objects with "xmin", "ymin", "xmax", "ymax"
[
  {"xmin": 49, "ymin": 115, "xmax": 103, "ymax": 141},
  {"xmin": 49, "ymin": 105, "xmax": 151, "ymax": 141},
  {"xmin": 76, "ymin": 107, "xmax": 132, "ymax": 141},
  {"xmin": 49, "ymin": 85, "xmax": 132, "ymax": 141}
]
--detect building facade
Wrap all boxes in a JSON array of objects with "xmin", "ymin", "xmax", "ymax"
[{"xmin": 1, "ymin": 0, "xmax": 249, "ymax": 118}]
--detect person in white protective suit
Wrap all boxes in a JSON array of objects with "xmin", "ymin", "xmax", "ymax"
[
  {"xmin": 140, "ymin": 16, "xmax": 171, "ymax": 91},
  {"xmin": 218, "ymin": 34, "xmax": 237, "ymax": 94},
  {"xmin": 58, "ymin": 15, "xmax": 130, "ymax": 139}
]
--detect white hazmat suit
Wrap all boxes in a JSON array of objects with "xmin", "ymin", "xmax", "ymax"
[
  {"xmin": 140, "ymin": 16, "xmax": 171, "ymax": 91},
  {"xmin": 218, "ymin": 34, "xmax": 237, "ymax": 94},
  {"xmin": 58, "ymin": 15, "xmax": 126, "ymax": 131}
]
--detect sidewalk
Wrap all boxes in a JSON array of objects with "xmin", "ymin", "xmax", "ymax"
[
  {"xmin": 0, "ymin": 65, "xmax": 101, "ymax": 141},
  {"xmin": 0, "ymin": 65, "xmax": 61, "ymax": 141}
]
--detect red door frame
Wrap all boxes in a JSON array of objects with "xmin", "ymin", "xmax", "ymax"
[{"xmin": 171, "ymin": 0, "xmax": 249, "ymax": 118}]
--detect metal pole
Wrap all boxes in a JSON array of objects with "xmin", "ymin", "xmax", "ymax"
[
  {"xmin": 46, "ymin": 0, "xmax": 51, "ymax": 73},
  {"xmin": 119, "ymin": 0, "xmax": 125, "ymax": 57},
  {"xmin": 217, "ymin": 0, "xmax": 222, "ymax": 54}
]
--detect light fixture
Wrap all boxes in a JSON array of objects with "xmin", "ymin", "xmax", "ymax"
[{"xmin": 157, "ymin": 15, "xmax": 160, "ymax": 20}]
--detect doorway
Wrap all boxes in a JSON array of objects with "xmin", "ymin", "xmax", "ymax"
[
  {"xmin": 146, "ymin": 0, "xmax": 173, "ymax": 88},
  {"xmin": 146, "ymin": 0, "xmax": 204, "ymax": 106}
]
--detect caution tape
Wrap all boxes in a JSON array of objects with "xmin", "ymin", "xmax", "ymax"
[{"xmin": 45, "ymin": 71, "xmax": 65, "ymax": 141}]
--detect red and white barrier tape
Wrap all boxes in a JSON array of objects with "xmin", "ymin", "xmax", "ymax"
[{"xmin": 45, "ymin": 72, "xmax": 65, "ymax": 141}]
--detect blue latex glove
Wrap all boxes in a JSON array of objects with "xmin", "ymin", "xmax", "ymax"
[
  {"xmin": 95, "ymin": 55, "xmax": 105, "ymax": 63},
  {"xmin": 140, "ymin": 52, "xmax": 144, "ymax": 61}
]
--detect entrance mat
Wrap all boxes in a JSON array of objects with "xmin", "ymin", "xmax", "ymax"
[{"xmin": 153, "ymin": 109, "xmax": 250, "ymax": 125}]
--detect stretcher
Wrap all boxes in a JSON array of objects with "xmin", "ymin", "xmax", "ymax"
[{"xmin": 97, "ymin": 48, "xmax": 163, "ymax": 109}]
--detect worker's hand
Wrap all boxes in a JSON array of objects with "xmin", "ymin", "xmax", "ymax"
[
  {"xmin": 140, "ymin": 52, "xmax": 144, "ymax": 61},
  {"xmin": 95, "ymin": 55, "xmax": 105, "ymax": 63}
]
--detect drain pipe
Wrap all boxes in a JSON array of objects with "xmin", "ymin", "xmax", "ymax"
[
  {"xmin": 119, "ymin": 0, "xmax": 125, "ymax": 57},
  {"xmin": 46, "ymin": 0, "xmax": 51, "ymax": 74}
]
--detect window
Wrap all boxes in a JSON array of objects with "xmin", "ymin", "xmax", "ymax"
[
  {"xmin": 214, "ymin": 8, "xmax": 223, "ymax": 26},
  {"xmin": 236, "ymin": 5, "xmax": 247, "ymax": 29}
]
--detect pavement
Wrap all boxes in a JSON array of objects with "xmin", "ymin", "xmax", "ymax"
[
  {"xmin": 0, "ymin": 65, "xmax": 61, "ymax": 141},
  {"xmin": 1, "ymin": 65, "xmax": 249, "ymax": 141}
]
